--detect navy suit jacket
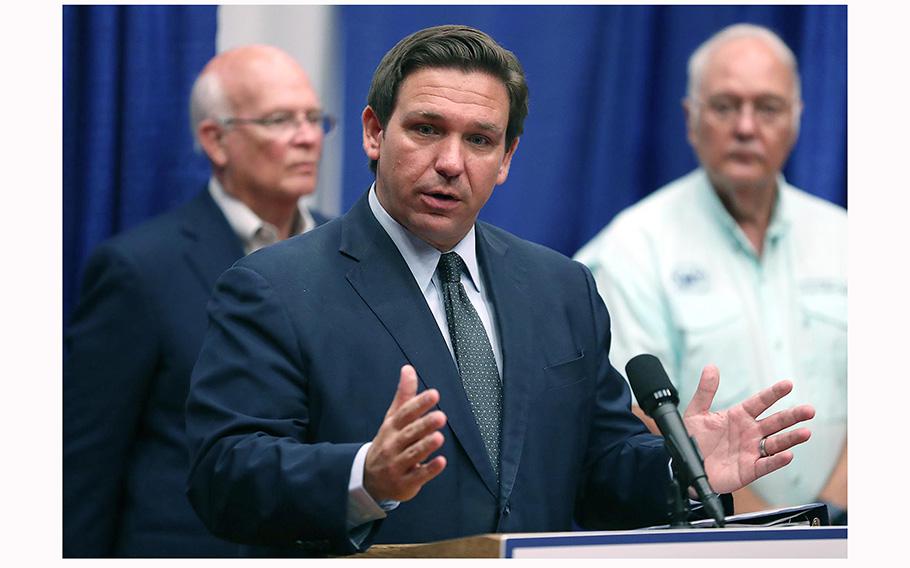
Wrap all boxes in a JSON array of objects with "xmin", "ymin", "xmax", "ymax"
[
  {"xmin": 186, "ymin": 191, "xmax": 677, "ymax": 556},
  {"xmin": 63, "ymin": 189, "xmax": 328, "ymax": 557}
]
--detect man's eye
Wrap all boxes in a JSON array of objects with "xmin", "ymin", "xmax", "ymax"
[
  {"xmin": 756, "ymin": 102, "xmax": 784, "ymax": 116},
  {"xmin": 263, "ymin": 114, "xmax": 293, "ymax": 127},
  {"xmin": 414, "ymin": 124, "xmax": 437, "ymax": 136},
  {"xmin": 710, "ymin": 100, "xmax": 736, "ymax": 114},
  {"xmin": 467, "ymin": 135, "xmax": 491, "ymax": 146}
]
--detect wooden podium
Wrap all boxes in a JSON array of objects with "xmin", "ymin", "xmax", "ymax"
[{"xmin": 356, "ymin": 526, "xmax": 847, "ymax": 558}]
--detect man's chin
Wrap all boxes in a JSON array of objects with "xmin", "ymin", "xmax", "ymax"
[
  {"xmin": 409, "ymin": 215, "xmax": 469, "ymax": 251},
  {"xmin": 281, "ymin": 183, "xmax": 317, "ymax": 200},
  {"xmin": 715, "ymin": 168, "xmax": 774, "ymax": 192}
]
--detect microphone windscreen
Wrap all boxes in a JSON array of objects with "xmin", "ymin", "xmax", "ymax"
[{"xmin": 625, "ymin": 354, "xmax": 679, "ymax": 415}]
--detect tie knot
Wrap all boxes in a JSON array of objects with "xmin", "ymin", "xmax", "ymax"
[{"xmin": 438, "ymin": 252, "xmax": 466, "ymax": 284}]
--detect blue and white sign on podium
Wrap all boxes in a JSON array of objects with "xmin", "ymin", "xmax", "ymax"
[
  {"xmin": 500, "ymin": 526, "xmax": 847, "ymax": 558},
  {"xmin": 358, "ymin": 526, "xmax": 847, "ymax": 558}
]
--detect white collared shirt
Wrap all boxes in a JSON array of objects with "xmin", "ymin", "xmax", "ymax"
[{"xmin": 208, "ymin": 177, "xmax": 316, "ymax": 254}]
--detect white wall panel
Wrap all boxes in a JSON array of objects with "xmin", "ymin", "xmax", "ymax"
[{"xmin": 217, "ymin": 5, "xmax": 343, "ymax": 215}]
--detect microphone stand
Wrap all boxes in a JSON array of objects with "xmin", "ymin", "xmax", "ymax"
[{"xmin": 667, "ymin": 456, "xmax": 692, "ymax": 528}]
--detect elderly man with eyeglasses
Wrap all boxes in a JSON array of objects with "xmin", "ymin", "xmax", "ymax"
[
  {"xmin": 574, "ymin": 24, "xmax": 847, "ymax": 523},
  {"xmin": 63, "ymin": 45, "xmax": 334, "ymax": 557}
]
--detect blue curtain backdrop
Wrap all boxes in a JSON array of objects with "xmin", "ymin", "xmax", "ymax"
[
  {"xmin": 339, "ymin": 4, "xmax": 846, "ymax": 257},
  {"xmin": 63, "ymin": 5, "xmax": 217, "ymax": 324},
  {"xmin": 63, "ymin": 4, "xmax": 846, "ymax": 326}
]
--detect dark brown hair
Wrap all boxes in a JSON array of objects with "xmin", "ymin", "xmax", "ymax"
[{"xmin": 366, "ymin": 25, "xmax": 529, "ymax": 173}]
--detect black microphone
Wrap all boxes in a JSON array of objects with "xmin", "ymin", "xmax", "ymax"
[{"xmin": 626, "ymin": 354, "xmax": 725, "ymax": 527}]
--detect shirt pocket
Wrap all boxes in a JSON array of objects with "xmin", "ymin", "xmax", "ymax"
[
  {"xmin": 672, "ymin": 295, "xmax": 751, "ymax": 410},
  {"xmin": 800, "ymin": 291, "xmax": 847, "ymax": 329},
  {"xmin": 797, "ymin": 290, "xmax": 847, "ymax": 420},
  {"xmin": 674, "ymin": 295, "xmax": 740, "ymax": 333}
]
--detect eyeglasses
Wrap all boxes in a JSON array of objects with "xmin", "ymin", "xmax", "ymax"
[
  {"xmin": 220, "ymin": 109, "xmax": 337, "ymax": 137},
  {"xmin": 696, "ymin": 95, "xmax": 793, "ymax": 127}
]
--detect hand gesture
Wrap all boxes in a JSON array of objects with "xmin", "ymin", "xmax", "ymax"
[
  {"xmin": 363, "ymin": 365, "xmax": 448, "ymax": 503},
  {"xmin": 683, "ymin": 365, "xmax": 815, "ymax": 494}
]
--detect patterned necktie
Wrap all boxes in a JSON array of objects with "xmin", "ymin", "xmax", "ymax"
[{"xmin": 437, "ymin": 252, "xmax": 502, "ymax": 481}]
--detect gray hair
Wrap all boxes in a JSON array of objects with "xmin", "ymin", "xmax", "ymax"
[
  {"xmin": 686, "ymin": 23, "xmax": 802, "ymax": 103},
  {"xmin": 188, "ymin": 69, "xmax": 233, "ymax": 151}
]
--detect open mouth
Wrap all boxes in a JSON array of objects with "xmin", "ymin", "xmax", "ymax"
[{"xmin": 421, "ymin": 191, "xmax": 460, "ymax": 211}]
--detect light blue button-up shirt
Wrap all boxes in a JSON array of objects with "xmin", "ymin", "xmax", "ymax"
[{"xmin": 575, "ymin": 168, "xmax": 847, "ymax": 507}]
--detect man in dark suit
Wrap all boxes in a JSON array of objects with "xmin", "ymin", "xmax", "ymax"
[
  {"xmin": 186, "ymin": 26, "xmax": 815, "ymax": 556},
  {"xmin": 63, "ymin": 45, "xmax": 332, "ymax": 557}
]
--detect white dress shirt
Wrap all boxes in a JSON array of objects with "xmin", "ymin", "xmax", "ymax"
[{"xmin": 207, "ymin": 177, "xmax": 316, "ymax": 254}]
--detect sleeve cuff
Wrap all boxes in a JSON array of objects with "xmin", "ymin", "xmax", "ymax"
[{"xmin": 347, "ymin": 442, "xmax": 400, "ymax": 531}]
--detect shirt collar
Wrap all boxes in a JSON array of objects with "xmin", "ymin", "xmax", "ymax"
[
  {"xmin": 368, "ymin": 183, "xmax": 482, "ymax": 293},
  {"xmin": 696, "ymin": 168, "xmax": 792, "ymax": 254},
  {"xmin": 208, "ymin": 177, "xmax": 315, "ymax": 254},
  {"xmin": 766, "ymin": 179, "xmax": 791, "ymax": 241}
]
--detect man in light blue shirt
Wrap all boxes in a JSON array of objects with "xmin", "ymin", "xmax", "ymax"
[{"xmin": 575, "ymin": 24, "xmax": 846, "ymax": 519}]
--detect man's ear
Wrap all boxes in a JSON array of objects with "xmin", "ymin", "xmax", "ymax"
[
  {"xmin": 682, "ymin": 98, "xmax": 697, "ymax": 148},
  {"xmin": 496, "ymin": 137, "xmax": 520, "ymax": 185},
  {"xmin": 198, "ymin": 119, "xmax": 228, "ymax": 167},
  {"xmin": 362, "ymin": 105, "xmax": 383, "ymax": 162}
]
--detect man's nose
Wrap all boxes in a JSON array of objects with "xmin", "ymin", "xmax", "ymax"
[
  {"xmin": 434, "ymin": 136, "xmax": 465, "ymax": 180},
  {"xmin": 733, "ymin": 104, "xmax": 758, "ymax": 138}
]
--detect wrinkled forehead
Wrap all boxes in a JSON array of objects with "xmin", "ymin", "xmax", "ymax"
[
  {"xmin": 700, "ymin": 37, "xmax": 796, "ymax": 99},
  {"xmin": 394, "ymin": 66, "xmax": 509, "ymax": 112}
]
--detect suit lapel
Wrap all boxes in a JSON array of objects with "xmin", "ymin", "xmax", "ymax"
[
  {"xmin": 180, "ymin": 190, "xmax": 246, "ymax": 294},
  {"xmin": 340, "ymin": 194, "xmax": 500, "ymax": 498},
  {"xmin": 476, "ymin": 224, "xmax": 536, "ymax": 508}
]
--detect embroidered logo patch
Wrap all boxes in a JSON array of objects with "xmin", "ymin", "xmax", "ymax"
[{"xmin": 672, "ymin": 265, "xmax": 709, "ymax": 293}]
